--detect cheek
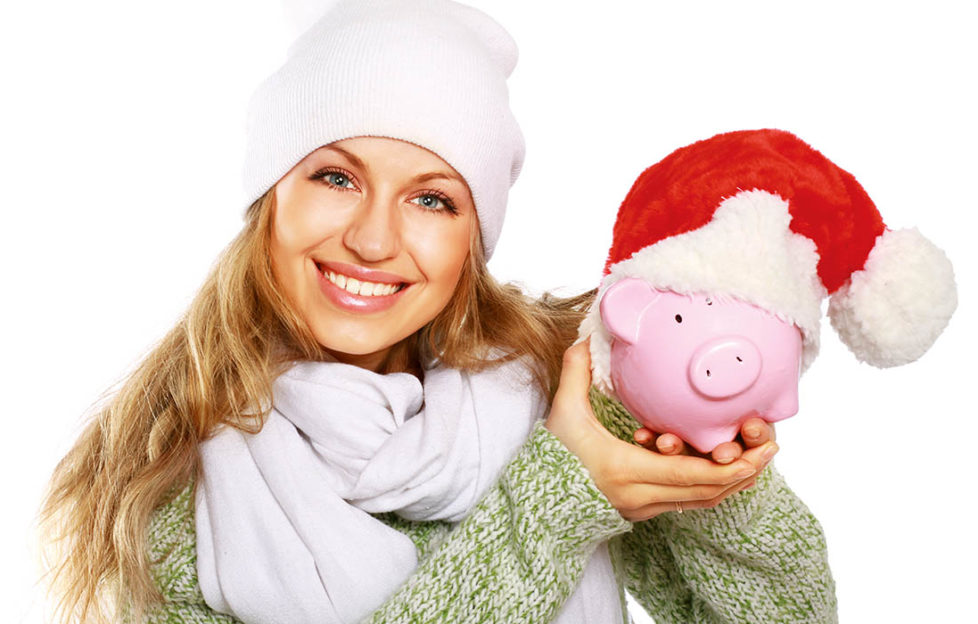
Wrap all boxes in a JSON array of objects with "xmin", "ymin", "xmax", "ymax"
[
  {"xmin": 412, "ymin": 218, "xmax": 472, "ymax": 290},
  {"xmin": 269, "ymin": 198, "xmax": 325, "ymax": 300},
  {"xmin": 272, "ymin": 188, "xmax": 351, "ymax": 264},
  {"xmin": 268, "ymin": 233, "xmax": 301, "ymax": 314},
  {"xmin": 274, "ymin": 200, "xmax": 321, "ymax": 250}
]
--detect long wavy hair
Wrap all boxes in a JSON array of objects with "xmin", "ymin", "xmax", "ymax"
[{"xmin": 38, "ymin": 186, "xmax": 595, "ymax": 622}]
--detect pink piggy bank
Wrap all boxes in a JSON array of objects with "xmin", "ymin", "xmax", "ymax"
[{"xmin": 600, "ymin": 277, "xmax": 804, "ymax": 453}]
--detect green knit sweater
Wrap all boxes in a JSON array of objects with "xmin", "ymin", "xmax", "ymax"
[{"xmin": 143, "ymin": 391, "xmax": 837, "ymax": 623}]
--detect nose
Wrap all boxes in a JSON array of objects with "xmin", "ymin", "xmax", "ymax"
[
  {"xmin": 687, "ymin": 336, "xmax": 762, "ymax": 399},
  {"xmin": 342, "ymin": 195, "xmax": 401, "ymax": 262}
]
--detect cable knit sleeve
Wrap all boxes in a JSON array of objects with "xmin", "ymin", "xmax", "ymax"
[
  {"xmin": 142, "ymin": 484, "xmax": 239, "ymax": 624},
  {"xmin": 591, "ymin": 388, "xmax": 838, "ymax": 624},
  {"xmin": 142, "ymin": 421, "xmax": 631, "ymax": 623},
  {"xmin": 365, "ymin": 420, "xmax": 632, "ymax": 623}
]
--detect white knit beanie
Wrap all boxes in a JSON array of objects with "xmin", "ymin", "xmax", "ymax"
[{"xmin": 242, "ymin": 0, "xmax": 526, "ymax": 259}]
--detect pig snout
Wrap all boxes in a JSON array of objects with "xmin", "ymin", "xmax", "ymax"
[{"xmin": 688, "ymin": 337, "xmax": 762, "ymax": 399}]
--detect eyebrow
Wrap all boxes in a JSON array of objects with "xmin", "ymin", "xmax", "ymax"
[
  {"xmin": 409, "ymin": 171, "xmax": 462, "ymax": 186},
  {"xmin": 323, "ymin": 145, "xmax": 465, "ymax": 186},
  {"xmin": 324, "ymin": 145, "xmax": 367, "ymax": 170}
]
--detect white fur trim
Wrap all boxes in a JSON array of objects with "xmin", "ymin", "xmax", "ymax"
[
  {"xmin": 581, "ymin": 190, "xmax": 826, "ymax": 395},
  {"xmin": 828, "ymin": 227, "xmax": 957, "ymax": 367}
]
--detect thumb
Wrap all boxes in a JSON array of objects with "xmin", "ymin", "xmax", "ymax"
[
  {"xmin": 547, "ymin": 338, "xmax": 616, "ymax": 463},
  {"xmin": 554, "ymin": 339, "xmax": 593, "ymax": 404}
]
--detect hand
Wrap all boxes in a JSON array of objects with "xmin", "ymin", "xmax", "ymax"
[
  {"xmin": 634, "ymin": 415, "xmax": 777, "ymax": 471},
  {"xmin": 635, "ymin": 418, "xmax": 776, "ymax": 492},
  {"xmin": 545, "ymin": 340, "xmax": 773, "ymax": 521}
]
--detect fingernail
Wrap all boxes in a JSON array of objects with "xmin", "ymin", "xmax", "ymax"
[
  {"xmin": 716, "ymin": 456, "xmax": 734, "ymax": 465},
  {"xmin": 745, "ymin": 425, "xmax": 761, "ymax": 439},
  {"xmin": 761, "ymin": 442, "xmax": 779, "ymax": 462}
]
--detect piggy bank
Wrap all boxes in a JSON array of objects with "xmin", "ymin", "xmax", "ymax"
[
  {"xmin": 600, "ymin": 278, "xmax": 803, "ymax": 453},
  {"xmin": 583, "ymin": 129, "xmax": 957, "ymax": 455}
]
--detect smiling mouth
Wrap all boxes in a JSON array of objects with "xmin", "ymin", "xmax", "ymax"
[{"xmin": 317, "ymin": 264, "xmax": 407, "ymax": 297}]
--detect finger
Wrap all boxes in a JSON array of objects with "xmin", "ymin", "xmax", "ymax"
[
  {"xmin": 553, "ymin": 340, "xmax": 592, "ymax": 404},
  {"xmin": 545, "ymin": 340, "xmax": 609, "ymax": 450},
  {"xmin": 623, "ymin": 473, "xmax": 757, "ymax": 521},
  {"xmin": 623, "ymin": 446, "xmax": 756, "ymax": 487},
  {"xmin": 611, "ymin": 481, "xmax": 736, "ymax": 510},
  {"xmin": 633, "ymin": 428, "xmax": 655, "ymax": 449},
  {"xmin": 739, "ymin": 478, "xmax": 757, "ymax": 491},
  {"xmin": 740, "ymin": 416, "xmax": 774, "ymax": 448},
  {"xmin": 632, "ymin": 429, "xmax": 686, "ymax": 455},
  {"xmin": 710, "ymin": 440, "xmax": 744, "ymax": 465},
  {"xmin": 739, "ymin": 441, "xmax": 779, "ymax": 471},
  {"xmin": 654, "ymin": 433, "xmax": 685, "ymax": 456},
  {"xmin": 623, "ymin": 492, "xmax": 731, "ymax": 522}
]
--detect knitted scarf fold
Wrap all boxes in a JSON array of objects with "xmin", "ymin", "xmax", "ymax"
[
  {"xmin": 195, "ymin": 358, "xmax": 544, "ymax": 623},
  {"xmin": 195, "ymin": 358, "xmax": 622, "ymax": 623}
]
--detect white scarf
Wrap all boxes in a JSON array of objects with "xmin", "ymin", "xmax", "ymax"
[{"xmin": 195, "ymin": 358, "xmax": 622, "ymax": 623}]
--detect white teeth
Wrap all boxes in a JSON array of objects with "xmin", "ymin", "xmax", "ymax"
[{"xmin": 324, "ymin": 269, "xmax": 399, "ymax": 297}]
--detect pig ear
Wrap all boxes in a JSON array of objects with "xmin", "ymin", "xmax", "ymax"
[{"xmin": 600, "ymin": 278, "xmax": 660, "ymax": 345}]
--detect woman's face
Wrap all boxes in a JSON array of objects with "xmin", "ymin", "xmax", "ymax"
[{"xmin": 270, "ymin": 136, "xmax": 475, "ymax": 372}]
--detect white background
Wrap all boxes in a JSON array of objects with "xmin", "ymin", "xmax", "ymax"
[{"xmin": 2, "ymin": 1, "xmax": 975, "ymax": 622}]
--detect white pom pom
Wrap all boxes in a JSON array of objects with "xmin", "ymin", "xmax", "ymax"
[{"xmin": 828, "ymin": 228, "xmax": 957, "ymax": 367}]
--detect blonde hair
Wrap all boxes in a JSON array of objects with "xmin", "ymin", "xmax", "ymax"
[{"xmin": 39, "ymin": 188, "xmax": 594, "ymax": 622}]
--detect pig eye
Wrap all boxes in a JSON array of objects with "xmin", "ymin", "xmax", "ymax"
[
  {"xmin": 705, "ymin": 298, "xmax": 713, "ymax": 306},
  {"xmin": 674, "ymin": 314, "xmax": 683, "ymax": 323}
]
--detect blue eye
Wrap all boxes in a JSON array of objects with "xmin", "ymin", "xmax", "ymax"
[
  {"xmin": 311, "ymin": 167, "xmax": 357, "ymax": 190},
  {"xmin": 413, "ymin": 194, "xmax": 445, "ymax": 210},
  {"xmin": 410, "ymin": 192, "xmax": 458, "ymax": 214},
  {"xmin": 325, "ymin": 172, "xmax": 354, "ymax": 189}
]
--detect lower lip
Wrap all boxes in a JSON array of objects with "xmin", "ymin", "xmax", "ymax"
[{"xmin": 317, "ymin": 270, "xmax": 408, "ymax": 314}]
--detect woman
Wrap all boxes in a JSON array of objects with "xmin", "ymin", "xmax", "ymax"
[{"xmin": 40, "ymin": 0, "xmax": 835, "ymax": 622}]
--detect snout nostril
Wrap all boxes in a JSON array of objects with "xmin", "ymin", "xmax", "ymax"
[{"xmin": 736, "ymin": 356, "xmax": 743, "ymax": 362}]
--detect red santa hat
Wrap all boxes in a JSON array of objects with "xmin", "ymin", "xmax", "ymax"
[{"xmin": 580, "ymin": 129, "xmax": 957, "ymax": 396}]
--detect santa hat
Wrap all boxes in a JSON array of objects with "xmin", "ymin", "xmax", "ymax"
[{"xmin": 580, "ymin": 129, "xmax": 957, "ymax": 396}]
